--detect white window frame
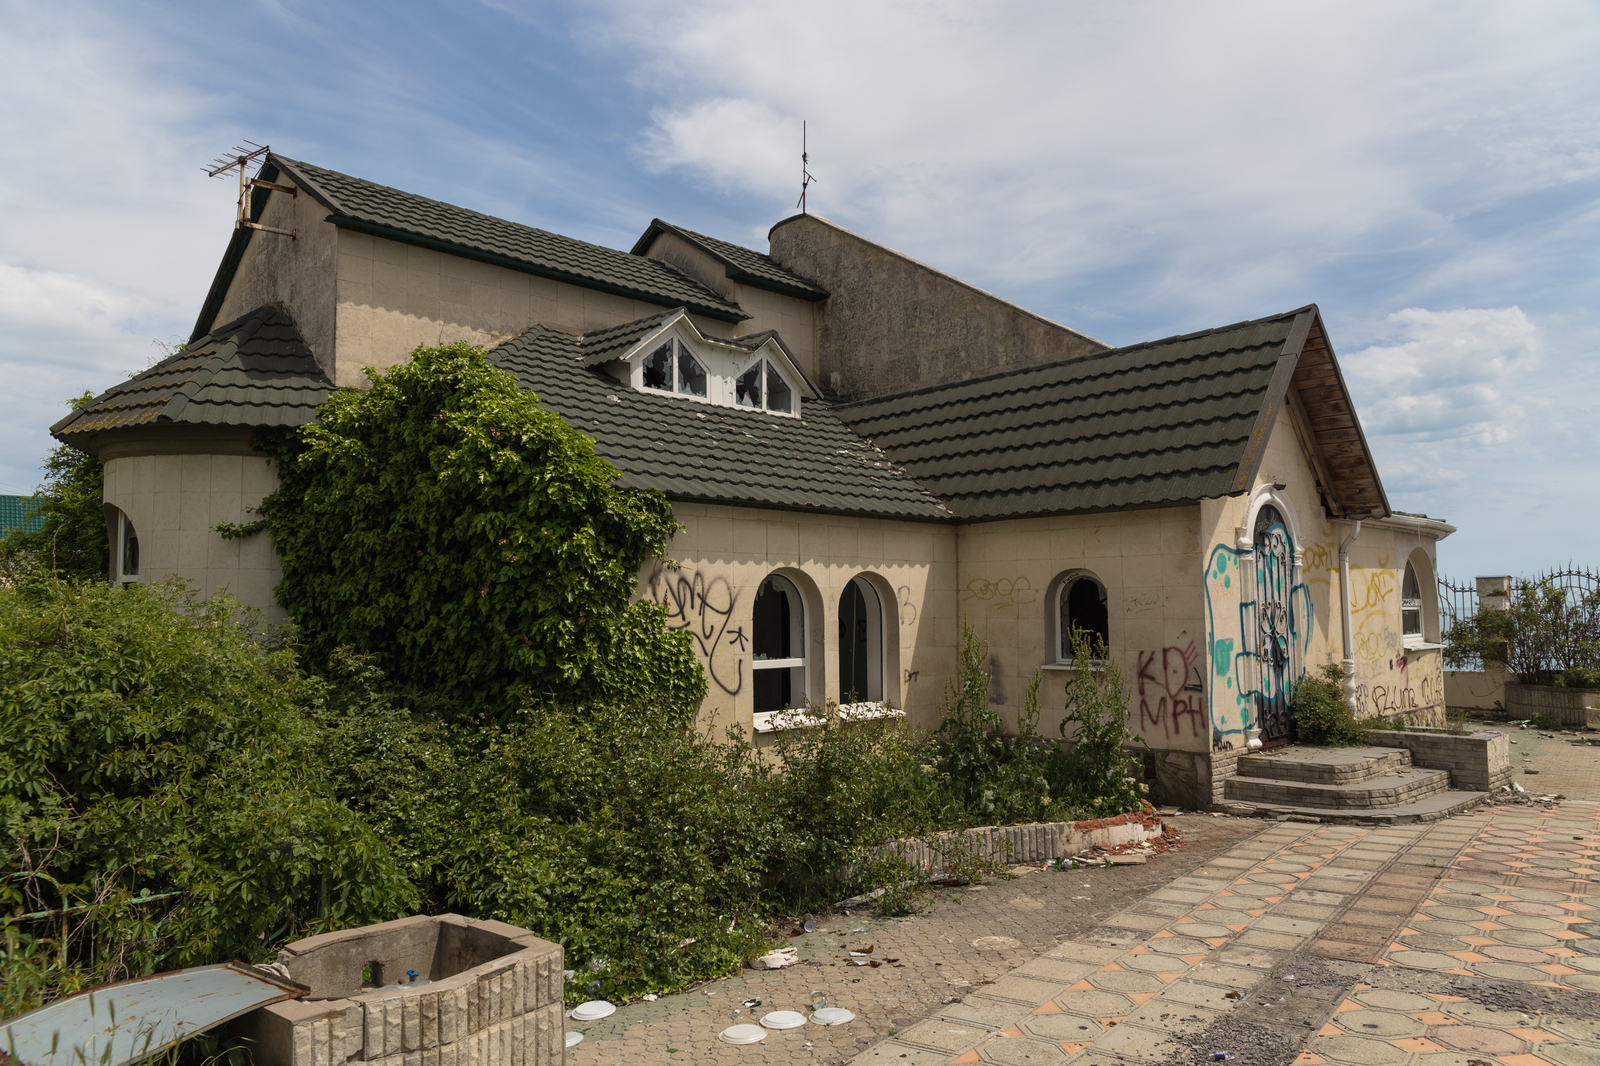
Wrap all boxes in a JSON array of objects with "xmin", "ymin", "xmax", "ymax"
[
  {"xmin": 618, "ymin": 313, "xmax": 808, "ymax": 419},
  {"xmin": 751, "ymin": 573, "xmax": 807, "ymax": 714},
  {"xmin": 838, "ymin": 575, "xmax": 886, "ymax": 709},
  {"xmin": 1050, "ymin": 572, "xmax": 1108, "ymax": 671},
  {"xmin": 115, "ymin": 510, "xmax": 140, "ymax": 584},
  {"xmin": 732, "ymin": 355, "xmax": 797, "ymax": 416}
]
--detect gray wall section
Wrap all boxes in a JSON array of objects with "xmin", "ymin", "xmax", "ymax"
[
  {"xmin": 768, "ymin": 214, "xmax": 1109, "ymax": 401},
  {"xmin": 213, "ymin": 185, "xmax": 340, "ymax": 380}
]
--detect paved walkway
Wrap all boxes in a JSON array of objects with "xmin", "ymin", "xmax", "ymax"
[
  {"xmin": 1479, "ymin": 719, "xmax": 1600, "ymax": 801},
  {"xmin": 860, "ymin": 799, "xmax": 1600, "ymax": 1066}
]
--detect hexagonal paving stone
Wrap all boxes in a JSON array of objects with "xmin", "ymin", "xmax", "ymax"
[
  {"xmin": 1408, "ymin": 919, "xmax": 1488, "ymax": 937},
  {"xmin": 1229, "ymin": 883, "xmax": 1284, "ymax": 897},
  {"xmin": 1021, "ymin": 1014, "xmax": 1103, "ymax": 1042},
  {"xmin": 1212, "ymin": 946, "xmax": 1280, "ymax": 970},
  {"xmin": 1541, "ymin": 1040, "xmax": 1600, "ymax": 1066},
  {"xmin": 1560, "ymin": 972, "xmax": 1600, "ymax": 991},
  {"xmin": 1055, "ymin": 989, "xmax": 1135, "ymax": 1018},
  {"xmin": 1505, "ymin": 886, "xmax": 1573, "ymax": 902},
  {"xmin": 1481, "ymin": 945, "xmax": 1553, "ymax": 963},
  {"xmin": 1429, "ymin": 1024, "xmax": 1528, "ymax": 1057},
  {"xmin": 1496, "ymin": 913, "xmax": 1567, "ymax": 931},
  {"xmin": 1437, "ymin": 894, "xmax": 1499, "ymax": 908},
  {"xmin": 1352, "ymin": 989, "xmax": 1437, "ymax": 1012},
  {"xmin": 1441, "ymin": 1000, "xmax": 1533, "ymax": 1027},
  {"xmin": 1388, "ymin": 950, "xmax": 1466, "ymax": 970},
  {"xmin": 1335, "ymin": 1010, "xmax": 1426, "ymax": 1038},
  {"xmin": 1490, "ymin": 928, "xmax": 1560, "ymax": 947},
  {"xmin": 1172, "ymin": 922, "xmax": 1233, "ymax": 939},
  {"xmin": 1120, "ymin": 953, "xmax": 1191, "ymax": 973},
  {"xmin": 1146, "ymin": 936, "xmax": 1211, "ymax": 956},
  {"xmin": 1399, "ymin": 934, "xmax": 1472, "ymax": 953},
  {"xmin": 1546, "ymin": 1015, "xmax": 1600, "ymax": 1042},
  {"xmin": 1504, "ymin": 900, "xmax": 1571, "ymax": 916},
  {"xmin": 1308, "ymin": 1034, "xmax": 1409, "ymax": 1065},
  {"xmin": 1470, "ymin": 962, "xmax": 1550, "ymax": 982},
  {"xmin": 1427, "ymin": 906, "xmax": 1490, "ymax": 922},
  {"xmin": 896, "ymin": 1020, "xmax": 992, "ymax": 1053},
  {"xmin": 1085, "ymin": 970, "xmax": 1166, "ymax": 994},
  {"xmin": 980, "ymin": 1037, "xmax": 1067, "ymax": 1065},
  {"xmin": 1443, "ymin": 881, "xmax": 1504, "ymax": 894}
]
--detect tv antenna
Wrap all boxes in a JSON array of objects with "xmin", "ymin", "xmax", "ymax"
[
  {"xmin": 204, "ymin": 141, "xmax": 297, "ymax": 240},
  {"xmin": 796, "ymin": 121, "xmax": 817, "ymax": 213}
]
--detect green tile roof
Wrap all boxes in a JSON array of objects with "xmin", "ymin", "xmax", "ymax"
[
  {"xmin": 835, "ymin": 306, "xmax": 1322, "ymax": 521},
  {"xmin": 270, "ymin": 157, "xmax": 750, "ymax": 324},
  {"xmin": 54, "ymin": 305, "xmax": 334, "ymax": 443},
  {"xmin": 489, "ymin": 319, "xmax": 952, "ymax": 521},
  {"xmin": 631, "ymin": 219, "xmax": 829, "ymax": 300},
  {"xmin": 0, "ymin": 495, "xmax": 45, "ymax": 536}
]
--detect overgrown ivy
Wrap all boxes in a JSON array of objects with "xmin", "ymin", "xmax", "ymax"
[{"xmin": 257, "ymin": 343, "xmax": 705, "ymax": 717}]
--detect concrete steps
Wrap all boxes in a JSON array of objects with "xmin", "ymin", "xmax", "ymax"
[{"xmin": 1222, "ymin": 743, "xmax": 1490, "ymax": 824}]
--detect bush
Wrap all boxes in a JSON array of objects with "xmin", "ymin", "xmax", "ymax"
[
  {"xmin": 0, "ymin": 573, "xmax": 416, "ymax": 1017},
  {"xmin": 1048, "ymin": 627, "xmax": 1147, "ymax": 816},
  {"xmin": 259, "ymin": 344, "xmax": 704, "ymax": 718},
  {"xmin": 1289, "ymin": 664, "xmax": 1368, "ymax": 746}
]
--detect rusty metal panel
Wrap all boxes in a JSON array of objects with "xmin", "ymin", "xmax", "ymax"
[{"xmin": 2, "ymin": 963, "xmax": 304, "ymax": 1066}]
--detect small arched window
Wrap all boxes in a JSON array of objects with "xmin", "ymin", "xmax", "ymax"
[
  {"xmin": 838, "ymin": 577, "xmax": 884, "ymax": 705},
  {"xmin": 752, "ymin": 574, "xmax": 806, "ymax": 713},
  {"xmin": 117, "ymin": 512, "xmax": 140, "ymax": 583},
  {"xmin": 1058, "ymin": 574, "xmax": 1109, "ymax": 663},
  {"xmin": 1401, "ymin": 561, "xmax": 1423, "ymax": 639}
]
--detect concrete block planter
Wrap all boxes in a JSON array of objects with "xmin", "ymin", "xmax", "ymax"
[
  {"xmin": 882, "ymin": 806, "xmax": 1165, "ymax": 872},
  {"xmin": 235, "ymin": 914, "xmax": 565, "ymax": 1066},
  {"xmin": 1504, "ymin": 682, "xmax": 1600, "ymax": 728},
  {"xmin": 1363, "ymin": 727, "xmax": 1511, "ymax": 792}
]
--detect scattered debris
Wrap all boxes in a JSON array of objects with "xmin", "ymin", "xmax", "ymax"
[{"xmin": 750, "ymin": 947, "xmax": 800, "ymax": 970}]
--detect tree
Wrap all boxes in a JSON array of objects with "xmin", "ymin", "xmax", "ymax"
[
  {"xmin": 258, "ymin": 343, "xmax": 705, "ymax": 717},
  {"xmin": 1444, "ymin": 577, "xmax": 1600, "ymax": 687},
  {"xmin": 1, "ymin": 393, "xmax": 107, "ymax": 581}
]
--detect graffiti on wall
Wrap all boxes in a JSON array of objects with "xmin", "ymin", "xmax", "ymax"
[
  {"xmin": 1135, "ymin": 637, "xmax": 1207, "ymax": 740},
  {"xmin": 963, "ymin": 576, "xmax": 1038, "ymax": 609},
  {"xmin": 897, "ymin": 584, "xmax": 918, "ymax": 627},
  {"xmin": 1203, "ymin": 541, "xmax": 1313, "ymax": 747},
  {"xmin": 644, "ymin": 563, "xmax": 744, "ymax": 695}
]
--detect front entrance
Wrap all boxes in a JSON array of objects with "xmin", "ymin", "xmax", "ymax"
[{"xmin": 1253, "ymin": 504, "xmax": 1297, "ymax": 746}]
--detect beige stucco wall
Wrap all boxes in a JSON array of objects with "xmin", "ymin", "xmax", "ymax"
[
  {"xmin": 768, "ymin": 214, "xmax": 1109, "ymax": 401},
  {"xmin": 332, "ymin": 231, "xmax": 705, "ymax": 389},
  {"xmin": 954, "ymin": 506, "xmax": 1208, "ymax": 752},
  {"xmin": 641, "ymin": 502, "xmax": 958, "ymax": 740},
  {"xmin": 102, "ymin": 444, "xmax": 283, "ymax": 619},
  {"xmin": 212, "ymin": 183, "xmax": 340, "ymax": 374}
]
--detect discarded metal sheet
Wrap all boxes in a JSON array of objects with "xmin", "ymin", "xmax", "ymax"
[{"xmin": 2, "ymin": 962, "xmax": 306, "ymax": 1066}]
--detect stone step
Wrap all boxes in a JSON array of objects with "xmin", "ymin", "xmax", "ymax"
[
  {"xmin": 1237, "ymin": 745, "xmax": 1412, "ymax": 785},
  {"xmin": 1220, "ymin": 789, "xmax": 1492, "ymax": 825},
  {"xmin": 1224, "ymin": 766, "xmax": 1450, "ymax": 809}
]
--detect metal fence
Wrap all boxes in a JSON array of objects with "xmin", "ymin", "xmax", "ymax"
[{"xmin": 1438, "ymin": 567, "xmax": 1600, "ymax": 672}]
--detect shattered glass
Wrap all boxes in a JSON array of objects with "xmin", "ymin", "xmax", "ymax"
[
  {"xmin": 642, "ymin": 343, "xmax": 672, "ymax": 391},
  {"xmin": 735, "ymin": 362, "xmax": 762, "ymax": 408},
  {"xmin": 766, "ymin": 364, "xmax": 792, "ymax": 413},
  {"xmin": 677, "ymin": 350, "xmax": 707, "ymax": 397}
]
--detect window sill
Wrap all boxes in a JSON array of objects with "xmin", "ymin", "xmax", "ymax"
[
  {"xmin": 1040, "ymin": 661, "xmax": 1105, "ymax": 673},
  {"xmin": 1402, "ymin": 641, "xmax": 1444, "ymax": 653},
  {"xmin": 752, "ymin": 703, "xmax": 903, "ymax": 734}
]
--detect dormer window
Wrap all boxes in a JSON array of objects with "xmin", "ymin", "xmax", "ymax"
[
  {"xmin": 641, "ymin": 339, "xmax": 708, "ymax": 399},
  {"xmin": 599, "ymin": 309, "xmax": 816, "ymax": 419},
  {"xmin": 736, "ymin": 359, "xmax": 793, "ymax": 415}
]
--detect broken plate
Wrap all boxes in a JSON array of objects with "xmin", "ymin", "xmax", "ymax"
[
  {"xmin": 810, "ymin": 1008, "xmax": 855, "ymax": 1026},
  {"xmin": 760, "ymin": 1011, "xmax": 807, "ymax": 1030},
  {"xmin": 568, "ymin": 1000, "xmax": 615, "ymax": 1021},
  {"xmin": 564, "ymin": 1033, "xmax": 583, "ymax": 1048},
  {"xmin": 719, "ymin": 1023, "xmax": 767, "ymax": 1044}
]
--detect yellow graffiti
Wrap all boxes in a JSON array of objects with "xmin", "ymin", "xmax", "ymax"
[
  {"xmin": 1303, "ymin": 525, "xmax": 1336, "ymax": 572},
  {"xmin": 1354, "ymin": 567, "xmax": 1396, "ymax": 614}
]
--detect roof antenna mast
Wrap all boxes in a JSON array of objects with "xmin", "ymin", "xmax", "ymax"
[
  {"xmin": 204, "ymin": 141, "xmax": 297, "ymax": 240},
  {"xmin": 797, "ymin": 120, "xmax": 817, "ymax": 214}
]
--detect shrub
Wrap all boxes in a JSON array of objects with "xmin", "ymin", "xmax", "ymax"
[
  {"xmin": 1049, "ymin": 627, "xmax": 1147, "ymax": 816},
  {"xmin": 0, "ymin": 573, "xmax": 415, "ymax": 1017},
  {"xmin": 1289, "ymin": 663, "xmax": 1368, "ymax": 746},
  {"xmin": 258, "ymin": 343, "xmax": 704, "ymax": 718},
  {"xmin": 1445, "ymin": 577, "xmax": 1600, "ymax": 686}
]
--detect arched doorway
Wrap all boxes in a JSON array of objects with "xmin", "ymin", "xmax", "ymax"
[
  {"xmin": 838, "ymin": 576, "xmax": 884, "ymax": 705},
  {"xmin": 1253, "ymin": 503, "xmax": 1296, "ymax": 744}
]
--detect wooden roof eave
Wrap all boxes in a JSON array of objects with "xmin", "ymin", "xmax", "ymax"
[{"xmin": 1288, "ymin": 312, "xmax": 1390, "ymax": 520}]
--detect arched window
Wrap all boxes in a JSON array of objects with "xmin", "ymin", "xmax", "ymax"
[
  {"xmin": 117, "ymin": 511, "xmax": 140, "ymax": 584},
  {"xmin": 752, "ymin": 574, "xmax": 806, "ymax": 712},
  {"xmin": 838, "ymin": 576, "xmax": 884, "ymax": 705},
  {"xmin": 1057, "ymin": 574, "xmax": 1109, "ymax": 662},
  {"xmin": 1401, "ymin": 561, "xmax": 1423, "ymax": 639}
]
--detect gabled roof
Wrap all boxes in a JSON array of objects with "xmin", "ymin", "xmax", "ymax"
[
  {"xmin": 55, "ymin": 306, "xmax": 333, "ymax": 445},
  {"xmin": 577, "ymin": 308, "xmax": 822, "ymax": 399},
  {"xmin": 630, "ymin": 219, "xmax": 829, "ymax": 301},
  {"xmin": 835, "ymin": 305, "xmax": 1389, "ymax": 522},
  {"xmin": 192, "ymin": 157, "xmax": 750, "ymax": 342},
  {"xmin": 488, "ymin": 318, "xmax": 952, "ymax": 521}
]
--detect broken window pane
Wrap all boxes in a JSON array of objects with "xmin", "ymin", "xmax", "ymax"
[
  {"xmin": 1402, "ymin": 560, "xmax": 1422, "ymax": 636},
  {"xmin": 735, "ymin": 361, "xmax": 762, "ymax": 408},
  {"xmin": 1061, "ymin": 575, "xmax": 1108, "ymax": 659},
  {"xmin": 753, "ymin": 574, "xmax": 805, "ymax": 712},
  {"xmin": 121, "ymin": 514, "xmax": 139, "ymax": 578},
  {"xmin": 677, "ymin": 348, "xmax": 707, "ymax": 397},
  {"xmin": 642, "ymin": 343, "xmax": 672, "ymax": 390},
  {"xmin": 765, "ymin": 363, "xmax": 792, "ymax": 413}
]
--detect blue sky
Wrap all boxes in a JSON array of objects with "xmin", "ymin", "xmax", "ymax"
[{"xmin": 2, "ymin": 0, "xmax": 1596, "ymax": 577}]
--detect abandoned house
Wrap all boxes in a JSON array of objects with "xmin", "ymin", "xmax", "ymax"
[{"xmin": 52, "ymin": 154, "xmax": 1454, "ymax": 808}]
